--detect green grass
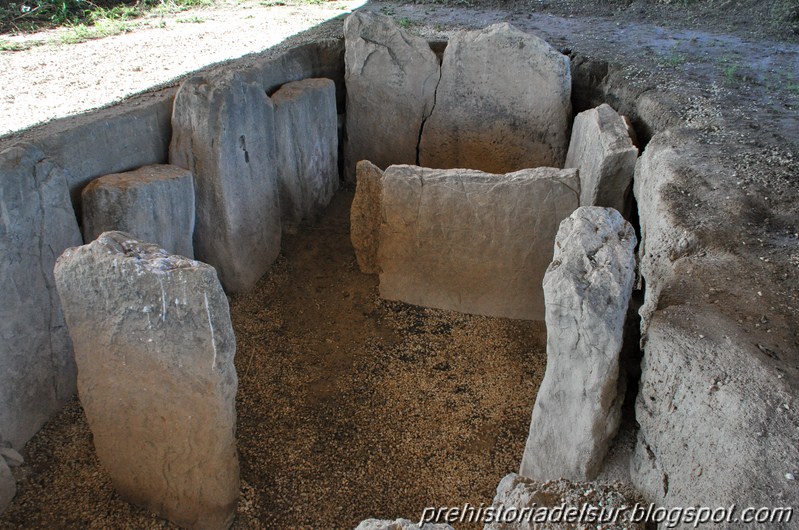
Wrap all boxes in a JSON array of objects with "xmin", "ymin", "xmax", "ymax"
[
  {"xmin": 58, "ymin": 17, "xmax": 135, "ymax": 44},
  {"xmin": 0, "ymin": 37, "xmax": 44, "ymax": 50},
  {"xmin": 176, "ymin": 15, "xmax": 205, "ymax": 23}
]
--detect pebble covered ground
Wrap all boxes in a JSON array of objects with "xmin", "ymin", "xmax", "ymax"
[{"xmin": 0, "ymin": 191, "xmax": 547, "ymax": 529}]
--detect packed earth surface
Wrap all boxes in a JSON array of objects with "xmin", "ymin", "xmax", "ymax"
[{"xmin": 1, "ymin": 0, "xmax": 797, "ymax": 528}]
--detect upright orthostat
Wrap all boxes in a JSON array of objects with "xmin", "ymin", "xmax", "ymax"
[
  {"xmin": 54, "ymin": 232, "xmax": 239, "ymax": 530},
  {"xmin": 378, "ymin": 165, "xmax": 579, "ymax": 320},
  {"xmin": 170, "ymin": 69, "xmax": 281, "ymax": 294},
  {"xmin": 520, "ymin": 207, "xmax": 636, "ymax": 481}
]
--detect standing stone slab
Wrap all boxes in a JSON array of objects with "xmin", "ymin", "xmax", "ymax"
[
  {"xmin": 0, "ymin": 456, "xmax": 14, "ymax": 515},
  {"xmin": 350, "ymin": 160, "xmax": 384, "ymax": 274},
  {"xmin": 378, "ymin": 166, "xmax": 579, "ymax": 320},
  {"xmin": 272, "ymin": 78, "xmax": 339, "ymax": 233},
  {"xmin": 344, "ymin": 11, "xmax": 440, "ymax": 180},
  {"xmin": 564, "ymin": 104, "xmax": 638, "ymax": 213},
  {"xmin": 81, "ymin": 164, "xmax": 195, "ymax": 257},
  {"xmin": 54, "ymin": 232, "xmax": 239, "ymax": 530},
  {"xmin": 520, "ymin": 207, "xmax": 636, "ymax": 481},
  {"xmin": 170, "ymin": 70, "xmax": 281, "ymax": 294},
  {"xmin": 419, "ymin": 23, "xmax": 571, "ymax": 173},
  {"xmin": 0, "ymin": 143, "xmax": 82, "ymax": 450}
]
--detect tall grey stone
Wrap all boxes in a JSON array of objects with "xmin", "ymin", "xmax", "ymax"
[
  {"xmin": 272, "ymin": 78, "xmax": 339, "ymax": 233},
  {"xmin": 0, "ymin": 456, "xmax": 14, "ymax": 515},
  {"xmin": 564, "ymin": 104, "xmax": 638, "ymax": 213},
  {"xmin": 344, "ymin": 11, "xmax": 440, "ymax": 180},
  {"xmin": 350, "ymin": 160, "xmax": 384, "ymax": 274},
  {"xmin": 378, "ymin": 165, "xmax": 579, "ymax": 320},
  {"xmin": 170, "ymin": 69, "xmax": 281, "ymax": 294},
  {"xmin": 0, "ymin": 143, "xmax": 82, "ymax": 450},
  {"xmin": 54, "ymin": 232, "xmax": 239, "ymax": 530},
  {"xmin": 81, "ymin": 164, "xmax": 195, "ymax": 257},
  {"xmin": 419, "ymin": 23, "xmax": 571, "ymax": 173},
  {"xmin": 520, "ymin": 207, "xmax": 636, "ymax": 481}
]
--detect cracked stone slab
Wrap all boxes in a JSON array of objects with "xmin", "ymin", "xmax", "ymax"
[
  {"xmin": 377, "ymin": 165, "xmax": 579, "ymax": 320},
  {"xmin": 350, "ymin": 160, "xmax": 384, "ymax": 274},
  {"xmin": 343, "ymin": 11, "xmax": 440, "ymax": 180},
  {"xmin": 520, "ymin": 207, "xmax": 636, "ymax": 481},
  {"xmin": 419, "ymin": 23, "xmax": 571, "ymax": 173},
  {"xmin": 170, "ymin": 69, "xmax": 281, "ymax": 294},
  {"xmin": 0, "ymin": 143, "xmax": 82, "ymax": 451},
  {"xmin": 81, "ymin": 164, "xmax": 195, "ymax": 257},
  {"xmin": 54, "ymin": 232, "xmax": 239, "ymax": 530},
  {"xmin": 565, "ymin": 104, "xmax": 638, "ymax": 213}
]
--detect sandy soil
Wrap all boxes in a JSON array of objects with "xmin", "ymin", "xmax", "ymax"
[{"xmin": 0, "ymin": 0, "xmax": 364, "ymax": 136}]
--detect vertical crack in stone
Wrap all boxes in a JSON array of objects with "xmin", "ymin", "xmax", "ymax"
[{"xmin": 416, "ymin": 65, "xmax": 442, "ymax": 166}]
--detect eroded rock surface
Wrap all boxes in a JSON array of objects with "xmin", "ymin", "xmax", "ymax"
[
  {"xmin": 0, "ymin": 143, "xmax": 82, "ymax": 450},
  {"xmin": 0, "ymin": 457, "xmax": 14, "ymax": 515},
  {"xmin": 344, "ymin": 11, "xmax": 440, "ymax": 179},
  {"xmin": 521, "ymin": 207, "xmax": 636, "ymax": 481},
  {"xmin": 350, "ymin": 160, "xmax": 384, "ymax": 274},
  {"xmin": 81, "ymin": 164, "xmax": 195, "ymax": 257},
  {"xmin": 272, "ymin": 78, "xmax": 339, "ymax": 233},
  {"xmin": 170, "ymin": 69, "xmax": 281, "ymax": 294},
  {"xmin": 419, "ymin": 23, "xmax": 571, "ymax": 173},
  {"xmin": 378, "ymin": 165, "xmax": 578, "ymax": 320},
  {"xmin": 564, "ymin": 104, "xmax": 638, "ymax": 213},
  {"xmin": 484, "ymin": 473, "xmax": 644, "ymax": 529},
  {"xmin": 54, "ymin": 232, "xmax": 239, "ymax": 530}
]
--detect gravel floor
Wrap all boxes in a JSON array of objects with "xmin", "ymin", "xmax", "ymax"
[{"xmin": 0, "ymin": 190, "xmax": 547, "ymax": 529}]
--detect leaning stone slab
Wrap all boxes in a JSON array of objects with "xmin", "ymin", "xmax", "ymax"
[
  {"xmin": 272, "ymin": 78, "xmax": 339, "ymax": 233},
  {"xmin": 520, "ymin": 207, "xmax": 636, "ymax": 481},
  {"xmin": 355, "ymin": 519, "xmax": 453, "ymax": 530},
  {"xmin": 350, "ymin": 160, "xmax": 384, "ymax": 274},
  {"xmin": 564, "ymin": 104, "xmax": 638, "ymax": 213},
  {"xmin": 81, "ymin": 164, "xmax": 195, "ymax": 257},
  {"xmin": 170, "ymin": 69, "xmax": 281, "ymax": 294},
  {"xmin": 419, "ymin": 23, "xmax": 571, "ymax": 173},
  {"xmin": 54, "ymin": 232, "xmax": 239, "ymax": 530},
  {"xmin": 344, "ymin": 11, "xmax": 440, "ymax": 180},
  {"xmin": 378, "ymin": 165, "xmax": 579, "ymax": 320},
  {"xmin": 0, "ymin": 143, "xmax": 82, "ymax": 450}
]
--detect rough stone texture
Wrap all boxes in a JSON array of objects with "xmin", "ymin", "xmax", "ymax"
[
  {"xmin": 520, "ymin": 207, "xmax": 636, "ymax": 482},
  {"xmin": 0, "ymin": 143, "xmax": 82, "ymax": 450},
  {"xmin": 419, "ymin": 23, "xmax": 571, "ymax": 173},
  {"xmin": 564, "ymin": 104, "xmax": 638, "ymax": 213},
  {"xmin": 484, "ymin": 473, "xmax": 645, "ymax": 530},
  {"xmin": 631, "ymin": 129, "xmax": 799, "ymax": 522},
  {"xmin": 54, "ymin": 232, "xmax": 239, "ymax": 530},
  {"xmin": 355, "ymin": 519, "xmax": 454, "ymax": 530},
  {"xmin": 272, "ymin": 78, "xmax": 339, "ymax": 233},
  {"xmin": 350, "ymin": 160, "xmax": 384, "ymax": 274},
  {"xmin": 81, "ymin": 164, "xmax": 195, "ymax": 257},
  {"xmin": 378, "ymin": 165, "xmax": 579, "ymax": 320},
  {"xmin": 0, "ymin": 457, "xmax": 13, "ymax": 515},
  {"xmin": 344, "ymin": 11, "xmax": 440, "ymax": 180},
  {"xmin": 170, "ymin": 69, "xmax": 281, "ymax": 294}
]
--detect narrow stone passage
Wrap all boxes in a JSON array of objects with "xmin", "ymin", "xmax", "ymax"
[{"xmin": 0, "ymin": 190, "xmax": 546, "ymax": 529}]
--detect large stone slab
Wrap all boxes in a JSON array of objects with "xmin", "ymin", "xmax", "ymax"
[
  {"xmin": 564, "ymin": 104, "xmax": 638, "ymax": 213},
  {"xmin": 520, "ymin": 207, "xmax": 636, "ymax": 481},
  {"xmin": 170, "ymin": 70, "xmax": 281, "ymax": 294},
  {"xmin": 81, "ymin": 164, "xmax": 195, "ymax": 257},
  {"xmin": 0, "ymin": 143, "xmax": 82, "ymax": 450},
  {"xmin": 272, "ymin": 78, "xmax": 339, "ymax": 233},
  {"xmin": 419, "ymin": 23, "xmax": 571, "ymax": 173},
  {"xmin": 378, "ymin": 165, "xmax": 579, "ymax": 320},
  {"xmin": 54, "ymin": 232, "xmax": 239, "ymax": 530},
  {"xmin": 344, "ymin": 11, "xmax": 440, "ymax": 180},
  {"xmin": 484, "ymin": 473, "xmax": 645, "ymax": 530},
  {"xmin": 631, "ymin": 129, "xmax": 799, "ymax": 517},
  {"xmin": 350, "ymin": 160, "xmax": 384, "ymax": 274}
]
